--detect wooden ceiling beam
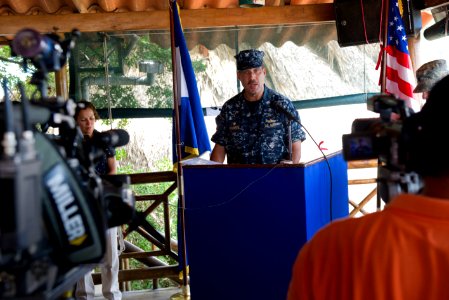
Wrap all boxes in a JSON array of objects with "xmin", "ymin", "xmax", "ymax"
[{"xmin": 0, "ymin": 4, "xmax": 334, "ymax": 36}]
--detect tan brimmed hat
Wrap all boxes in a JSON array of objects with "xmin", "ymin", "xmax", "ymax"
[{"xmin": 414, "ymin": 59, "xmax": 449, "ymax": 93}]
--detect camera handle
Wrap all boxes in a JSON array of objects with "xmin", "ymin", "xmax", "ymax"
[{"xmin": 377, "ymin": 166, "xmax": 423, "ymax": 204}]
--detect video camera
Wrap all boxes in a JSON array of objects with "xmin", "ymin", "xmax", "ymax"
[
  {"xmin": 0, "ymin": 28, "xmax": 135, "ymax": 298},
  {"xmin": 342, "ymin": 95, "xmax": 423, "ymax": 203}
]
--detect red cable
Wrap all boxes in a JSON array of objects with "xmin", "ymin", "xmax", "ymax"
[
  {"xmin": 379, "ymin": 0, "xmax": 385, "ymax": 43},
  {"xmin": 359, "ymin": 0, "xmax": 370, "ymax": 44}
]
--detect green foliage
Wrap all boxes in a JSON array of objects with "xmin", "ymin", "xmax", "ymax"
[
  {"xmin": 90, "ymin": 85, "xmax": 140, "ymax": 109},
  {"xmin": 75, "ymin": 35, "xmax": 125, "ymax": 76},
  {"xmin": 117, "ymin": 158, "xmax": 179, "ymax": 290},
  {"xmin": 0, "ymin": 46, "xmax": 34, "ymax": 99},
  {"xmin": 192, "ymin": 60, "xmax": 207, "ymax": 73},
  {"xmin": 153, "ymin": 157, "xmax": 172, "ymax": 172},
  {"xmin": 115, "ymin": 148, "xmax": 127, "ymax": 161},
  {"xmin": 115, "ymin": 118, "xmax": 129, "ymax": 129},
  {"xmin": 74, "ymin": 33, "xmax": 207, "ymax": 112},
  {"xmin": 125, "ymin": 35, "xmax": 207, "ymax": 109},
  {"xmin": 145, "ymin": 83, "xmax": 173, "ymax": 108},
  {"xmin": 125, "ymin": 37, "xmax": 172, "ymax": 70},
  {"xmin": 125, "ymin": 36, "xmax": 174, "ymax": 109},
  {"xmin": 0, "ymin": 45, "xmax": 59, "ymax": 100},
  {"xmin": 0, "ymin": 47, "xmax": 20, "ymax": 80},
  {"xmin": 0, "ymin": 46, "xmax": 10, "ymax": 57}
]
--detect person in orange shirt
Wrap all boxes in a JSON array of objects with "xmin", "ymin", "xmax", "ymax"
[{"xmin": 287, "ymin": 75, "xmax": 449, "ymax": 300}]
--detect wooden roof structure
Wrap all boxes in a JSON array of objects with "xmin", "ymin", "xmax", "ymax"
[{"xmin": 0, "ymin": 0, "xmax": 335, "ymax": 43}]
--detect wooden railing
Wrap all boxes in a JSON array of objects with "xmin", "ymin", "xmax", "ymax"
[
  {"xmin": 91, "ymin": 162, "xmax": 380, "ymax": 290},
  {"xmin": 92, "ymin": 171, "xmax": 181, "ymax": 290},
  {"xmin": 347, "ymin": 159, "xmax": 380, "ymax": 217}
]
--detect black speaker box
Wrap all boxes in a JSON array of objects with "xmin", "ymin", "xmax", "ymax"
[
  {"xmin": 334, "ymin": 0, "xmax": 422, "ymax": 47},
  {"xmin": 413, "ymin": 0, "xmax": 449, "ymax": 9}
]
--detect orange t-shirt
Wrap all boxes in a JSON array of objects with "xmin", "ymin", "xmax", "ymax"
[{"xmin": 287, "ymin": 194, "xmax": 449, "ymax": 300}]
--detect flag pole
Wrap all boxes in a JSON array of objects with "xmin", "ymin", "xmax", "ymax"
[
  {"xmin": 169, "ymin": 0, "xmax": 190, "ymax": 298},
  {"xmin": 381, "ymin": 0, "xmax": 390, "ymax": 92},
  {"xmin": 378, "ymin": 0, "xmax": 390, "ymax": 209}
]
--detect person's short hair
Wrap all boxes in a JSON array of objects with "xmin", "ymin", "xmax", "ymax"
[
  {"xmin": 413, "ymin": 59, "xmax": 449, "ymax": 93},
  {"xmin": 235, "ymin": 49, "xmax": 264, "ymax": 71},
  {"xmin": 74, "ymin": 100, "xmax": 100, "ymax": 121}
]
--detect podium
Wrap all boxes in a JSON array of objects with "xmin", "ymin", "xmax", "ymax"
[{"xmin": 182, "ymin": 151, "xmax": 348, "ymax": 300}]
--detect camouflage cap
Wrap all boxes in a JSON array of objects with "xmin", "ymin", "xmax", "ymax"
[
  {"xmin": 420, "ymin": 74, "xmax": 449, "ymax": 118},
  {"xmin": 235, "ymin": 49, "xmax": 264, "ymax": 71},
  {"xmin": 413, "ymin": 59, "xmax": 449, "ymax": 93}
]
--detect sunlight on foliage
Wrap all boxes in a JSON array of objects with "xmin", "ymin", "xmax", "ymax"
[{"xmin": 118, "ymin": 157, "xmax": 179, "ymax": 290}]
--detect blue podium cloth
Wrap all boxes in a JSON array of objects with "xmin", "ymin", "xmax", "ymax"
[{"xmin": 182, "ymin": 152, "xmax": 348, "ymax": 300}]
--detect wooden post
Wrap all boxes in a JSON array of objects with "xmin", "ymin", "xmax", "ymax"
[{"xmin": 55, "ymin": 64, "xmax": 69, "ymax": 99}]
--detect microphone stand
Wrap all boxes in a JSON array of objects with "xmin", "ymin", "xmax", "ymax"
[
  {"xmin": 270, "ymin": 102, "xmax": 296, "ymax": 162},
  {"xmin": 287, "ymin": 119, "xmax": 292, "ymax": 161}
]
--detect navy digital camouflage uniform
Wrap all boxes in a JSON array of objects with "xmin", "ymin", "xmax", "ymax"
[{"xmin": 211, "ymin": 86, "xmax": 306, "ymax": 164}]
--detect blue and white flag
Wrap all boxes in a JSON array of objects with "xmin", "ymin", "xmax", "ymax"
[{"xmin": 171, "ymin": 0, "xmax": 211, "ymax": 165}]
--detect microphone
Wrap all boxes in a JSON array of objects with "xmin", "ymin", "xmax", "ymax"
[
  {"xmin": 91, "ymin": 129, "xmax": 130, "ymax": 148},
  {"xmin": 270, "ymin": 101, "xmax": 301, "ymax": 124}
]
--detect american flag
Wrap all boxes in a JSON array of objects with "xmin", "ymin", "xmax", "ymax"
[{"xmin": 385, "ymin": 0, "xmax": 416, "ymax": 108}]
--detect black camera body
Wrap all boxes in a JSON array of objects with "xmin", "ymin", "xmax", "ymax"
[
  {"xmin": 342, "ymin": 95, "xmax": 412, "ymax": 167},
  {"xmin": 342, "ymin": 95, "xmax": 423, "ymax": 202},
  {"xmin": 0, "ymin": 29, "xmax": 134, "ymax": 298}
]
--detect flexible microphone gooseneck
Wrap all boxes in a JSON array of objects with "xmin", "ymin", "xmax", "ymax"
[{"xmin": 270, "ymin": 101, "xmax": 301, "ymax": 124}]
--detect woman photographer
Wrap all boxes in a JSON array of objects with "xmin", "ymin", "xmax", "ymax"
[{"xmin": 74, "ymin": 100, "xmax": 121, "ymax": 300}]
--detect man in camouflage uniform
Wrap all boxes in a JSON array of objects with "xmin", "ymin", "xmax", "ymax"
[
  {"xmin": 414, "ymin": 59, "xmax": 449, "ymax": 100},
  {"xmin": 210, "ymin": 49, "xmax": 306, "ymax": 164}
]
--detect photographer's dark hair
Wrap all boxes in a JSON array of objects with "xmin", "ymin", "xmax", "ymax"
[
  {"xmin": 403, "ymin": 74, "xmax": 449, "ymax": 177},
  {"xmin": 74, "ymin": 100, "xmax": 100, "ymax": 121}
]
